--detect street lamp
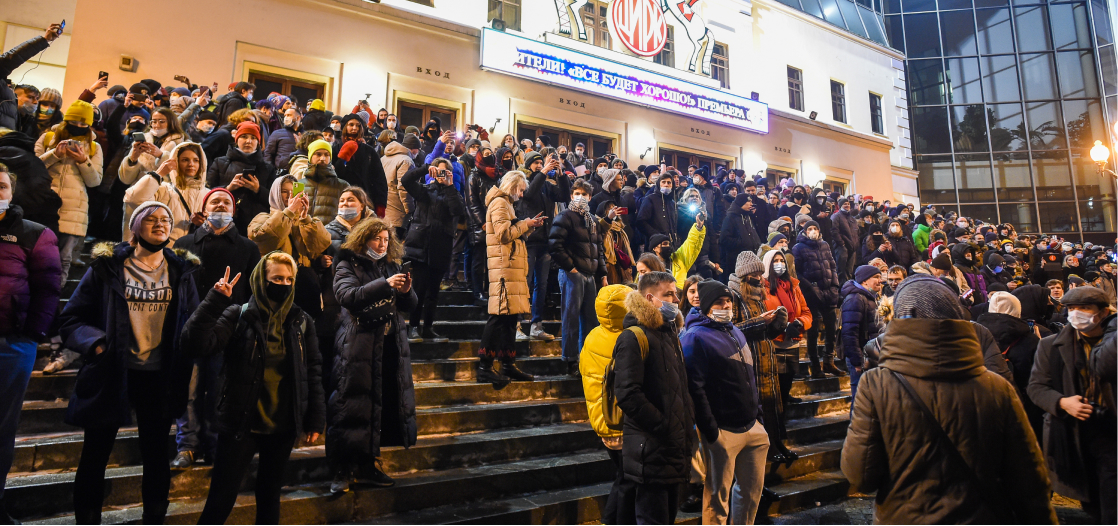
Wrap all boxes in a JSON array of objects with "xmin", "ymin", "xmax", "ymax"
[{"xmin": 1091, "ymin": 140, "xmax": 1117, "ymax": 179}]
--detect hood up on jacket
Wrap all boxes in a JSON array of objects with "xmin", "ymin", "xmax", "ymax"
[
  {"xmin": 768, "ymin": 218, "xmax": 792, "ymax": 236},
  {"xmin": 976, "ymin": 312, "xmax": 1032, "ymax": 349},
  {"xmin": 596, "ymin": 284, "xmax": 631, "ymax": 332},
  {"xmin": 169, "ymin": 141, "xmax": 208, "ymax": 190},
  {"xmin": 383, "ymin": 141, "xmax": 410, "ymax": 157},
  {"xmin": 1012, "ymin": 284, "xmax": 1053, "ymax": 324},
  {"xmin": 878, "ymin": 318, "xmax": 986, "ymax": 381}
]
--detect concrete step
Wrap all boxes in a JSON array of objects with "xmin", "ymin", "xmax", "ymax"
[
  {"xmin": 784, "ymin": 392, "xmax": 852, "ymax": 420},
  {"xmin": 765, "ymin": 469, "xmax": 854, "ymax": 516},
  {"xmin": 410, "ymin": 340, "xmax": 561, "ymax": 361},
  {"xmin": 424, "ymin": 321, "xmax": 561, "ymax": 341},
  {"xmin": 785, "ymin": 415, "xmax": 850, "ymax": 447},
  {"xmin": 789, "ymin": 376, "xmax": 850, "ymax": 397},
  {"xmin": 413, "ymin": 376, "xmax": 582, "ymax": 408}
]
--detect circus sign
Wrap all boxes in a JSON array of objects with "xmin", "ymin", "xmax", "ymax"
[{"xmin": 610, "ymin": 0, "xmax": 668, "ymax": 57}]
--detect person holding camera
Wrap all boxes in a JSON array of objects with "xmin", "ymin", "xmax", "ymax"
[
  {"xmin": 0, "ymin": 23, "xmax": 61, "ymax": 131},
  {"xmin": 518, "ymin": 151, "xmax": 570, "ymax": 341},
  {"xmin": 207, "ymin": 120, "xmax": 274, "ymax": 233}
]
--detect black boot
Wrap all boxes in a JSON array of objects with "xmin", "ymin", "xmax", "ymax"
[
  {"xmin": 567, "ymin": 361, "xmax": 581, "ymax": 377},
  {"xmin": 776, "ymin": 441, "xmax": 799, "ymax": 462},
  {"xmin": 421, "ymin": 326, "xmax": 444, "ymax": 341},
  {"xmin": 809, "ymin": 359, "xmax": 826, "ymax": 379},
  {"xmin": 355, "ymin": 460, "xmax": 395, "ymax": 487},
  {"xmin": 477, "ymin": 358, "xmax": 511, "ymax": 388},
  {"xmin": 678, "ymin": 483, "xmax": 703, "ymax": 513},
  {"xmin": 822, "ymin": 358, "xmax": 847, "ymax": 377},
  {"xmin": 501, "ymin": 362, "xmax": 534, "ymax": 382},
  {"xmin": 0, "ymin": 498, "xmax": 19, "ymax": 525}
]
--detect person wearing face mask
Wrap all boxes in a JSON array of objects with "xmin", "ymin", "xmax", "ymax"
[
  {"xmin": 207, "ymin": 120, "xmax": 275, "ymax": 234},
  {"xmin": 59, "ymin": 202, "xmax": 202, "ymax": 524},
  {"xmin": 34, "ymin": 100, "xmax": 104, "ymax": 288},
  {"xmin": 778, "ymin": 187, "xmax": 806, "ymax": 219},
  {"xmin": 647, "ymin": 207, "xmax": 707, "ymax": 286},
  {"xmin": 517, "ymin": 151, "xmax": 570, "ymax": 341},
  {"xmin": 298, "ymin": 140, "xmax": 349, "ymax": 224},
  {"xmin": 637, "ymin": 172, "xmax": 680, "ymax": 250},
  {"xmin": 791, "ymin": 221, "xmax": 843, "ymax": 378},
  {"xmin": 33, "ymin": 87, "xmax": 64, "ymax": 135},
  {"xmin": 760, "ymin": 245, "xmax": 809, "ymax": 410},
  {"xmin": 181, "ymin": 251, "xmax": 325, "ymax": 524},
  {"xmin": 720, "ymin": 193, "xmax": 763, "ymax": 279},
  {"xmin": 333, "ymin": 114, "xmax": 389, "ymax": 218},
  {"xmin": 423, "ymin": 131, "xmax": 466, "ymax": 191},
  {"xmin": 980, "ymin": 252, "xmax": 1011, "ymax": 289},
  {"xmin": 479, "ymin": 170, "xmax": 546, "ymax": 384},
  {"xmin": 466, "ymin": 147, "xmax": 503, "ymax": 304},
  {"xmin": 213, "ymin": 81, "xmax": 255, "ymax": 128},
  {"xmin": 264, "ymin": 107, "xmax": 301, "ymax": 169},
  {"xmin": 328, "ymin": 216, "xmax": 418, "ymax": 494},
  {"xmin": 419, "ymin": 118, "xmax": 443, "ymax": 154},
  {"xmin": 612, "ymin": 271, "xmax": 695, "ymax": 525},
  {"xmin": 884, "ymin": 219, "xmax": 919, "ymax": 270},
  {"xmin": 830, "ymin": 198, "xmax": 860, "ymax": 283},
  {"xmin": 300, "ymin": 99, "xmax": 330, "ymax": 135},
  {"xmin": 1029, "ymin": 286, "xmax": 1117, "ymax": 524},
  {"xmin": 597, "ymin": 200, "xmax": 635, "ymax": 285},
  {"xmin": 119, "ymin": 108, "xmax": 187, "ymax": 191},
  {"xmin": 840, "ymin": 265, "xmax": 884, "ymax": 402},
  {"xmin": 12, "ymin": 84, "xmax": 42, "ymax": 138},
  {"xmin": 123, "ymin": 141, "xmax": 208, "ymax": 243},
  {"xmin": 951, "ymin": 243, "xmax": 988, "ymax": 304},
  {"xmin": 0, "ymin": 24, "xmax": 60, "ymax": 133},
  {"xmin": 681, "ymin": 279, "xmax": 775, "ymax": 525}
]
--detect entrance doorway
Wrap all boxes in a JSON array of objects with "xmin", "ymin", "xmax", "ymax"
[
  {"xmin": 515, "ymin": 122, "xmax": 614, "ymax": 159},
  {"xmin": 765, "ymin": 167, "xmax": 796, "ymax": 191},
  {"xmin": 659, "ymin": 147, "xmax": 734, "ymax": 177},
  {"xmin": 820, "ymin": 179, "xmax": 847, "ymax": 195},
  {"xmin": 247, "ymin": 71, "xmax": 324, "ymax": 107},
  {"xmin": 397, "ymin": 100, "xmax": 458, "ymax": 133}
]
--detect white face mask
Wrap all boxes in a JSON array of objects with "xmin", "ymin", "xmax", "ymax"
[
  {"xmin": 773, "ymin": 262, "xmax": 786, "ymax": 275},
  {"xmin": 207, "ymin": 211, "xmax": 232, "ymax": 229},
  {"xmin": 339, "ymin": 207, "xmax": 360, "ymax": 221},
  {"xmin": 151, "ymin": 127, "xmax": 168, "ymax": 138},
  {"xmin": 169, "ymin": 95, "xmax": 181, "ymax": 105},
  {"xmin": 660, "ymin": 186, "xmax": 672, "ymax": 195},
  {"xmin": 890, "ymin": 226, "xmax": 900, "ymax": 234},
  {"xmin": 196, "ymin": 122, "xmax": 215, "ymax": 134},
  {"xmin": 807, "ymin": 230, "xmax": 820, "ymax": 240},
  {"xmin": 1067, "ymin": 309, "xmax": 1100, "ymax": 332},
  {"xmin": 332, "ymin": 123, "xmax": 342, "ymax": 131},
  {"xmin": 709, "ymin": 309, "xmax": 732, "ymax": 323},
  {"xmin": 570, "ymin": 195, "xmax": 588, "ymax": 209},
  {"xmin": 283, "ymin": 116, "xmax": 295, "ymax": 127},
  {"xmin": 367, "ymin": 247, "xmax": 387, "ymax": 260},
  {"xmin": 0, "ymin": 199, "xmax": 9, "ymax": 214}
]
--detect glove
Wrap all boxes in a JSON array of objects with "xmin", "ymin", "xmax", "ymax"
[
  {"xmin": 786, "ymin": 319, "xmax": 804, "ymax": 340},
  {"xmin": 338, "ymin": 140, "xmax": 359, "ymax": 162}
]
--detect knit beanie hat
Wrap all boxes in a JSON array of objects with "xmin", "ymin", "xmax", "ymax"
[
  {"xmin": 642, "ymin": 165, "xmax": 659, "ymax": 178},
  {"xmin": 893, "ymin": 274, "xmax": 969, "ymax": 320},
  {"xmin": 197, "ymin": 110, "xmax": 219, "ymax": 123},
  {"xmin": 735, "ymin": 250, "xmax": 765, "ymax": 277},
  {"xmin": 854, "ymin": 265, "xmax": 881, "ymax": 285},
  {"xmin": 767, "ymin": 232, "xmax": 786, "ymax": 245},
  {"xmin": 128, "ymin": 201, "xmax": 173, "ymax": 238},
  {"xmin": 988, "ymin": 291, "xmax": 1021, "ymax": 318},
  {"xmin": 601, "ymin": 169, "xmax": 620, "ymax": 190},
  {"xmin": 63, "ymin": 101, "xmax": 95, "ymax": 126},
  {"xmin": 233, "ymin": 121, "xmax": 261, "ymax": 141},
  {"xmin": 202, "ymin": 187, "xmax": 236, "ymax": 214},
  {"xmin": 356, "ymin": 110, "xmax": 371, "ymax": 126},
  {"xmin": 128, "ymin": 83, "xmax": 149, "ymax": 95},
  {"xmin": 38, "ymin": 88, "xmax": 62, "ymax": 108},
  {"xmin": 697, "ymin": 280, "xmax": 733, "ymax": 316},
  {"xmin": 647, "ymin": 234, "xmax": 671, "ymax": 249},
  {"xmin": 309, "ymin": 99, "xmax": 326, "ymax": 111},
  {"xmin": 402, "ymin": 133, "xmax": 422, "ymax": 150},
  {"xmin": 308, "ymin": 139, "xmax": 332, "ymax": 159},
  {"xmin": 931, "ymin": 252, "xmax": 953, "ymax": 271},
  {"xmin": 802, "ymin": 220, "xmax": 820, "ymax": 232},
  {"xmin": 171, "ymin": 87, "xmax": 192, "ymax": 97},
  {"xmin": 732, "ymin": 193, "xmax": 751, "ymax": 210}
]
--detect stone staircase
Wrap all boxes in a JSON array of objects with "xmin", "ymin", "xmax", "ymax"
[{"xmin": 10, "ymin": 240, "xmax": 855, "ymax": 524}]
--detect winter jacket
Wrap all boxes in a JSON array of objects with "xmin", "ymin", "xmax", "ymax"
[
  {"xmin": 807, "ymin": 189, "xmax": 834, "ymax": 244},
  {"xmin": 637, "ymin": 190, "xmax": 679, "ymax": 247},
  {"xmin": 885, "ymin": 229, "xmax": 920, "ymax": 270},
  {"xmin": 34, "ymin": 134, "xmax": 104, "ymax": 237},
  {"xmin": 301, "ymin": 109, "xmax": 329, "ymax": 135},
  {"xmin": 214, "ymin": 92, "xmax": 250, "ymax": 127},
  {"xmin": 207, "ymin": 145, "xmax": 276, "ymax": 235},
  {"xmin": 791, "ymin": 232, "xmax": 841, "ymax": 308},
  {"xmin": 401, "ymin": 164, "xmax": 466, "ymax": 265},
  {"xmin": 1027, "ymin": 317, "xmax": 1118, "ymax": 503},
  {"xmin": 118, "ymin": 131, "xmax": 185, "ymax": 187},
  {"xmin": 467, "ymin": 165, "xmax": 500, "ymax": 233},
  {"xmin": 763, "ymin": 275, "xmax": 812, "ymax": 346},
  {"xmin": 840, "ymin": 280, "xmax": 882, "ymax": 368},
  {"xmin": 830, "ymin": 206, "xmax": 860, "ymax": 256},
  {"xmin": 122, "ymin": 142, "xmax": 209, "ymax": 242},
  {"xmin": 264, "ymin": 127, "xmax": 298, "ymax": 169},
  {"xmin": 842, "ymin": 318, "xmax": 1057, "ymax": 524},
  {"xmin": 248, "ymin": 209, "xmax": 331, "ymax": 268},
  {"xmin": 579, "ymin": 284, "xmax": 629, "ymax": 439},
  {"xmin": 59, "ymin": 242, "xmax": 201, "ymax": 429},
  {"xmin": 0, "ymin": 206, "xmax": 61, "ymax": 340},
  {"xmin": 0, "ymin": 133, "xmax": 61, "ymax": 233},
  {"xmin": 485, "ymin": 186, "xmax": 535, "ymax": 315},
  {"xmin": 333, "ymin": 139, "xmax": 388, "ymax": 214},
  {"xmin": 0, "ymin": 36, "xmax": 50, "ymax": 131},
  {"xmin": 720, "ymin": 208, "xmax": 762, "ymax": 266},
  {"xmin": 952, "ymin": 244, "xmax": 988, "ymax": 304},
  {"xmin": 912, "ymin": 223, "xmax": 931, "ymax": 254},
  {"xmin": 298, "ymin": 163, "xmax": 350, "ymax": 224},
  {"xmin": 518, "ymin": 169, "xmax": 571, "ymax": 247},
  {"xmin": 172, "ymin": 224, "xmax": 259, "ymax": 305},
  {"xmin": 976, "ymin": 312, "xmax": 1045, "ymax": 440},
  {"xmin": 681, "ymin": 311, "xmax": 761, "ymax": 443},
  {"xmin": 329, "ymin": 248, "xmax": 418, "ymax": 461},
  {"xmin": 181, "ymin": 290, "xmax": 325, "ymax": 438},
  {"xmin": 379, "ymin": 142, "xmax": 414, "ymax": 229},
  {"xmin": 548, "ymin": 207, "xmax": 606, "ymax": 279},
  {"xmin": 614, "ymin": 290, "xmax": 695, "ymax": 484},
  {"xmin": 669, "ymin": 224, "xmax": 706, "ymax": 285}
]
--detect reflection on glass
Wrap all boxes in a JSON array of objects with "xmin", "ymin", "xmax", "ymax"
[
  {"xmin": 905, "ymin": 13, "xmax": 942, "ymax": 57},
  {"xmin": 993, "ymin": 151, "xmax": 1035, "ymax": 201},
  {"xmin": 910, "ymin": 59, "xmax": 946, "ymax": 105},
  {"xmin": 903, "ymin": 0, "xmax": 936, "ymax": 12},
  {"xmin": 912, "ymin": 106, "xmax": 953, "ymax": 153},
  {"xmin": 959, "ymin": 203, "xmax": 999, "ymax": 225},
  {"xmin": 1049, "ymin": 3, "xmax": 1092, "ymax": 50},
  {"xmin": 976, "ymin": 8, "xmax": 1015, "ymax": 55},
  {"xmin": 1099, "ymin": 50, "xmax": 1116, "ymax": 96},
  {"xmin": 884, "ymin": 15, "xmax": 905, "ymax": 50},
  {"xmin": 1093, "ymin": 0, "xmax": 1113, "ymax": 47},
  {"xmin": 999, "ymin": 203, "xmax": 1038, "ymax": 232},
  {"xmin": 952, "ymin": 105, "xmax": 990, "ymax": 152},
  {"xmin": 1025, "ymin": 101, "xmax": 1066, "ymax": 149},
  {"xmin": 988, "ymin": 103, "xmax": 1027, "ymax": 151},
  {"xmin": 917, "ymin": 154, "xmax": 958, "ymax": 202},
  {"xmin": 938, "ymin": 0, "xmax": 972, "ymax": 8},
  {"xmin": 1072, "ymin": 149, "xmax": 1116, "ymax": 198},
  {"xmin": 1019, "ymin": 53, "xmax": 1058, "ymax": 100},
  {"xmin": 981, "ymin": 55, "xmax": 1020, "ymax": 102},
  {"xmin": 1038, "ymin": 201, "xmax": 1080, "ymax": 232},
  {"xmin": 941, "ymin": 11, "xmax": 978, "ymax": 56},
  {"xmin": 946, "ymin": 58, "xmax": 982, "ymax": 104},
  {"xmin": 955, "ymin": 153, "xmax": 995, "ymax": 202},
  {"xmin": 1079, "ymin": 200, "xmax": 1117, "ymax": 232},
  {"xmin": 802, "ymin": 0, "xmax": 826, "ymax": 18},
  {"xmin": 1063, "ymin": 99, "xmax": 1105, "ymax": 150},
  {"xmin": 839, "ymin": 0, "xmax": 869, "ymax": 38},
  {"xmin": 1032, "ymin": 150, "xmax": 1074, "ymax": 199},
  {"xmin": 860, "ymin": 6, "xmax": 890, "ymax": 46},
  {"xmin": 820, "ymin": 0, "xmax": 849, "ymax": 28},
  {"xmin": 1056, "ymin": 51, "xmax": 1099, "ymax": 99},
  {"xmin": 973, "ymin": 0, "xmax": 1007, "ymax": 7},
  {"xmin": 1014, "ymin": 6, "xmax": 1053, "ymax": 52}
]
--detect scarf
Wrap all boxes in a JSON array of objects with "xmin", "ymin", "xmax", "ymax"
[
  {"xmin": 249, "ymin": 252, "xmax": 295, "ymax": 348},
  {"xmin": 569, "ymin": 198, "xmax": 594, "ymax": 229},
  {"xmin": 774, "ymin": 278, "xmax": 800, "ymax": 314},
  {"xmin": 600, "ymin": 217, "xmax": 632, "ymax": 268}
]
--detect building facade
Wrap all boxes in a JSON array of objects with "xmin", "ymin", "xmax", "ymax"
[
  {"xmin": 883, "ymin": 0, "xmax": 1118, "ymax": 241},
  {"xmin": 59, "ymin": 0, "xmax": 911, "ymax": 201}
]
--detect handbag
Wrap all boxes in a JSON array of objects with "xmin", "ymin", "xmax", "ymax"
[{"xmin": 357, "ymin": 294, "xmax": 396, "ymax": 326}]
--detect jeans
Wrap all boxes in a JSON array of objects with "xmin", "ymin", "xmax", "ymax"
[
  {"xmin": 57, "ymin": 233, "xmax": 82, "ymax": 289},
  {"xmin": 558, "ymin": 270, "xmax": 598, "ymax": 362},
  {"xmin": 846, "ymin": 356, "xmax": 863, "ymax": 403},
  {"xmin": 197, "ymin": 431, "xmax": 298, "ymax": 525},
  {"xmin": 707, "ymin": 423, "xmax": 769, "ymax": 525},
  {"xmin": 409, "ymin": 259, "xmax": 450, "ymax": 330},
  {"xmin": 175, "ymin": 355, "xmax": 222, "ymax": 458},
  {"xmin": 525, "ymin": 244, "xmax": 551, "ymax": 324},
  {"xmin": 74, "ymin": 369, "xmax": 171, "ymax": 524},
  {"xmin": 0, "ymin": 337, "xmax": 36, "ymax": 497},
  {"xmin": 619, "ymin": 479, "xmax": 679, "ymax": 525},
  {"xmin": 805, "ymin": 306, "xmax": 837, "ymax": 363}
]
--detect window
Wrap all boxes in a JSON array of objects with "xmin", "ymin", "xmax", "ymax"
[
  {"xmin": 247, "ymin": 72, "xmax": 324, "ymax": 107},
  {"xmin": 487, "ymin": 0, "xmax": 520, "ymax": 31},
  {"xmin": 660, "ymin": 147, "xmax": 733, "ymax": 176},
  {"xmin": 653, "ymin": 26, "xmax": 675, "ymax": 68},
  {"xmin": 821, "ymin": 179, "xmax": 847, "ymax": 195},
  {"xmin": 869, "ymin": 93, "xmax": 884, "ymax": 134},
  {"xmin": 831, "ymin": 80, "xmax": 847, "ymax": 123},
  {"xmin": 396, "ymin": 100, "xmax": 457, "ymax": 133},
  {"xmin": 516, "ymin": 122, "xmax": 615, "ymax": 159},
  {"xmin": 582, "ymin": 1, "xmax": 611, "ymax": 48},
  {"xmin": 788, "ymin": 67, "xmax": 804, "ymax": 111},
  {"xmin": 711, "ymin": 42, "xmax": 729, "ymax": 89}
]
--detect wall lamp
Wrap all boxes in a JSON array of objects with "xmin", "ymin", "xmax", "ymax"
[
  {"xmin": 639, "ymin": 146, "xmax": 653, "ymax": 160},
  {"xmin": 489, "ymin": 117, "xmax": 502, "ymax": 134}
]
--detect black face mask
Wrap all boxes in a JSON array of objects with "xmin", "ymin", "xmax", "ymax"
[
  {"xmin": 793, "ymin": 193, "xmax": 804, "ymax": 201},
  {"xmin": 746, "ymin": 276, "xmax": 762, "ymax": 286},
  {"xmin": 136, "ymin": 236, "xmax": 170, "ymax": 253},
  {"xmin": 128, "ymin": 121, "xmax": 146, "ymax": 131},
  {"xmin": 483, "ymin": 155, "xmax": 495, "ymax": 164},
  {"xmin": 265, "ymin": 282, "xmax": 291, "ymax": 303},
  {"xmin": 502, "ymin": 159, "xmax": 513, "ymax": 170},
  {"xmin": 659, "ymin": 246, "xmax": 675, "ymax": 262},
  {"xmin": 66, "ymin": 124, "xmax": 90, "ymax": 136}
]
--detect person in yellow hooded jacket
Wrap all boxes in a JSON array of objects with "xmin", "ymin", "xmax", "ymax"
[{"xmin": 579, "ymin": 283, "xmax": 635, "ymax": 525}]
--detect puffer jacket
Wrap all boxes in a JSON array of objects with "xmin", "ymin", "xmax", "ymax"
[
  {"xmin": 379, "ymin": 141, "xmax": 414, "ymax": 229},
  {"xmin": 59, "ymin": 242, "xmax": 201, "ymax": 429},
  {"xmin": 34, "ymin": 133, "xmax": 104, "ymax": 237},
  {"xmin": 181, "ymin": 289, "xmax": 326, "ymax": 438},
  {"xmin": 808, "ymin": 188, "xmax": 834, "ymax": 244},
  {"xmin": 264, "ymin": 127, "xmax": 298, "ymax": 169},
  {"xmin": 298, "ymin": 162, "xmax": 350, "ymax": 224},
  {"xmin": 0, "ymin": 132, "xmax": 62, "ymax": 233},
  {"xmin": 842, "ymin": 318, "xmax": 1057, "ymax": 524},
  {"xmin": 885, "ymin": 225, "xmax": 920, "ymax": 269},
  {"xmin": 401, "ymin": 164, "xmax": 466, "ymax": 265},
  {"xmin": 763, "ymin": 274, "xmax": 811, "ymax": 346},
  {"xmin": 637, "ymin": 190, "xmax": 679, "ymax": 247},
  {"xmin": 118, "ymin": 131, "xmax": 186, "ymax": 186},
  {"xmin": 517, "ymin": 169, "xmax": 570, "ymax": 247},
  {"xmin": 333, "ymin": 139, "xmax": 388, "ymax": 215},
  {"xmin": 952, "ymin": 243, "xmax": 988, "ymax": 303},
  {"xmin": 484, "ymin": 186, "xmax": 535, "ymax": 315},
  {"xmin": 976, "ymin": 312, "xmax": 1044, "ymax": 440},
  {"xmin": 792, "ymin": 231, "xmax": 840, "ymax": 308},
  {"xmin": 681, "ymin": 310, "xmax": 761, "ymax": 443},
  {"xmin": 912, "ymin": 223, "xmax": 931, "ymax": 254},
  {"xmin": 721, "ymin": 207, "xmax": 762, "ymax": 265},
  {"xmin": 548, "ymin": 207, "xmax": 606, "ymax": 279},
  {"xmin": 830, "ymin": 202, "xmax": 860, "ymax": 255},
  {"xmin": 579, "ymin": 284, "xmax": 630, "ymax": 439},
  {"xmin": 614, "ymin": 289, "xmax": 694, "ymax": 484},
  {"xmin": 122, "ymin": 142, "xmax": 209, "ymax": 242},
  {"xmin": 329, "ymin": 248, "xmax": 418, "ymax": 460},
  {"xmin": 207, "ymin": 145, "xmax": 276, "ymax": 235},
  {"xmin": 840, "ymin": 280, "xmax": 882, "ymax": 368},
  {"xmin": 0, "ymin": 205, "xmax": 61, "ymax": 340},
  {"xmin": 467, "ymin": 160, "xmax": 500, "ymax": 232},
  {"xmin": 0, "ymin": 36, "xmax": 49, "ymax": 131},
  {"xmin": 248, "ymin": 209, "xmax": 331, "ymax": 267}
]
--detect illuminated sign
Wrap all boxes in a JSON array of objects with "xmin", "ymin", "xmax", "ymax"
[
  {"xmin": 610, "ymin": 0, "xmax": 668, "ymax": 57},
  {"xmin": 479, "ymin": 28, "xmax": 768, "ymax": 134}
]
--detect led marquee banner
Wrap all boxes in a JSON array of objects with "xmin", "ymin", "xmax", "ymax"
[{"xmin": 480, "ymin": 28, "xmax": 769, "ymax": 134}]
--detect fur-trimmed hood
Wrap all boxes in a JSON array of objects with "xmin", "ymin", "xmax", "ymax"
[
  {"xmin": 623, "ymin": 289, "xmax": 684, "ymax": 331},
  {"xmin": 91, "ymin": 241, "xmax": 200, "ymax": 266}
]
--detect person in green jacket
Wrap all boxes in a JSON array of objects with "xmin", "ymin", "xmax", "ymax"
[
  {"xmin": 911, "ymin": 210, "xmax": 934, "ymax": 255},
  {"xmin": 647, "ymin": 218, "xmax": 707, "ymax": 285}
]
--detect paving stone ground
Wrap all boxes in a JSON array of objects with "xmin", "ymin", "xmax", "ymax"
[{"xmin": 765, "ymin": 493, "xmax": 1096, "ymax": 525}]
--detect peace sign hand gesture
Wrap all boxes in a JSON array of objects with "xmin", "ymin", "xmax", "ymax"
[{"xmin": 214, "ymin": 266, "xmax": 242, "ymax": 297}]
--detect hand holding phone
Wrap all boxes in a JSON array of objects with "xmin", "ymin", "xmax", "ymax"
[
  {"xmin": 400, "ymin": 261, "xmax": 413, "ymax": 275},
  {"xmin": 616, "ymin": 207, "xmax": 628, "ymax": 215},
  {"xmin": 292, "ymin": 181, "xmax": 305, "ymax": 196}
]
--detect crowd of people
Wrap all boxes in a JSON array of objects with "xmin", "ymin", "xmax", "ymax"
[{"xmin": 0, "ymin": 26, "xmax": 1115, "ymax": 525}]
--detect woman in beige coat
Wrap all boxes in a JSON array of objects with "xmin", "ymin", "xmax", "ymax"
[
  {"xmin": 248, "ymin": 175, "xmax": 331, "ymax": 267},
  {"xmin": 478, "ymin": 170, "xmax": 544, "ymax": 387},
  {"xmin": 121, "ymin": 142, "xmax": 208, "ymax": 242}
]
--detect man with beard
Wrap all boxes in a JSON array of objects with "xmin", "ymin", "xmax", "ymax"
[{"xmin": 332, "ymin": 114, "xmax": 389, "ymax": 217}]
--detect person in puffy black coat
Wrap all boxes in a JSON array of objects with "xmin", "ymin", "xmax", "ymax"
[
  {"xmin": 181, "ymin": 252, "xmax": 325, "ymax": 525},
  {"xmin": 518, "ymin": 151, "xmax": 570, "ymax": 337},
  {"xmin": 549, "ymin": 179, "xmax": 606, "ymax": 372},
  {"xmin": 791, "ymin": 221, "xmax": 843, "ymax": 378},
  {"xmin": 328, "ymin": 217, "xmax": 418, "ymax": 494},
  {"xmin": 333, "ymin": 114, "xmax": 389, "ymax": 216},
  {"xmin": 975, "ymin": 293, "xmax": 1044, "ymax": 442},
  {"xmin": 466, "ymin": 148, "xmax": 502, "ymax": 302},
  {"xmin": 840, "ymin": 266, "xmax": 884, "ymax": 400},
  {"xmin": 0, "ymin": 29, "xmax": 55, "ymax": 131},
  {"xmin": 207, "ymin": 123, "xmax": 276, "ymax": 235},
  {"xmin": 883, "ymin": 219, "xmax": 920, "ymax": 269},
  {"xmin": 807, "ymin": 188, "xmax": 834, "ymax": 244},
  {"xmin": 613, "ymin": 273, "xmax": 694, "ymax": 524},
  {"xmin": 720, "ymin": 193, "xmax": 762, "ymax": 279},
  {"xmin": 830, "ymin": 198, "xmax": 860, "ymax": 282},
  {"xmin": 0, "ymin": 133, "xmax": 62, "ymax": 233},
  {"xmin": 637, "ymin": 176, "xmax": 679, "ymax": 248},
  {"xmin": 402, "ymin": 160, "xmax": 465, "ymax": 340}
]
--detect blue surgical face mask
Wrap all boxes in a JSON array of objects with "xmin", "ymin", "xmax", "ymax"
[
  {"xmin": 660, "ymin": 186, "xmax": 672, "ymax": 195},
  {"xmin": 658, "ymin": 300, "xmax": 680, "ymax": 322},
  {"xmin": 207, "ymin": 211, "xmax": 232, "ymax": 229},
  {"xmin": 339, "ymin": 207, "xmax": 360, "ymax": 221},
  {"xmin": 993, "ymin": 265, "xmax": 1004, "ymax": 273}
]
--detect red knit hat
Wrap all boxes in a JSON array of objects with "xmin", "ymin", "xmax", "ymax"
[
  {"xmin": 203, "ymin": 187, "xmax": 236, "ymax": 214},
  {"xmin": 233, "ymin": 121, "xmax": 261, "ymax": 141}
]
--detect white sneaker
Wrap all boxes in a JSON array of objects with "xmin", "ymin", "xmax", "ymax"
[
  {"xmin": 43, "ymin": 349, "xmax": 80, "ymax": 374},
  {"xmin": 515, "ymin": 326, "xmax": 530, "ymax": 341},
  {"xmin": 530, "ymin": 323, "xmax": 555, "ymax": 341}
]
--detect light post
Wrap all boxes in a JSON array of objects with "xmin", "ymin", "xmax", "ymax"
[{"xmin": 1091, "ymin": 140, "xmax": 1117, "ymax": 179}]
